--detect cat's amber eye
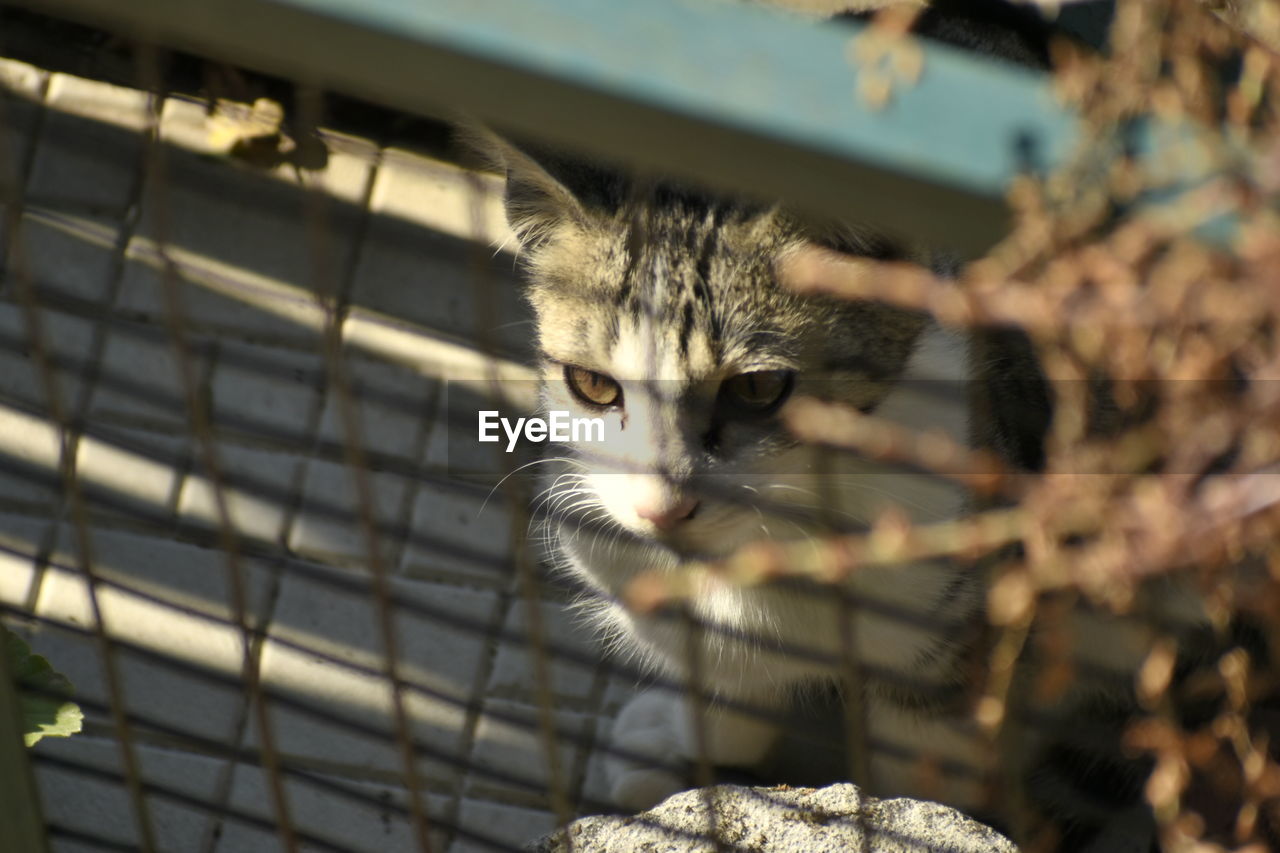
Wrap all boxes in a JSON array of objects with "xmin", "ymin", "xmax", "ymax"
[
  {"xmin": 720, "ymin": 370, "xmax": 794, "ymax": 413},
  {"xmin": 564, "ymin": 365, "xmax": 622, "ymax": 409}
]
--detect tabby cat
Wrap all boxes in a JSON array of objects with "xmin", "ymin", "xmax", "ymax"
[{"xmin": 475, "ymin": 3, "xmax": 1224, "ymax": 850}]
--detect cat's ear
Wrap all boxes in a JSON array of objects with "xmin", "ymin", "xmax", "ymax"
[{"xmin": 461, "ymin": 124, "xmax": 609, "ymax": 247}]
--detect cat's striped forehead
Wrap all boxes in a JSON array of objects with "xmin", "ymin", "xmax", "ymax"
[{"xmin": 528, "ymin": 193, "xmax": 810, "ymax": 380}]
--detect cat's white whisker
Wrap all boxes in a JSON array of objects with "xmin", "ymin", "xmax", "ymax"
[{"xmin": 481, "ymin": 455, "xmax": 586, "ymax": 515}]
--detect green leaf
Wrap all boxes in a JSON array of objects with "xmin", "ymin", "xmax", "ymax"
[{"xmin": 2, "ymin": 624, "xmax": 83, "ymax": 746}]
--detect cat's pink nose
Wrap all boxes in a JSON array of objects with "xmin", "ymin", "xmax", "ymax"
[{"xmin": 636, "ymin": 496, "xmax": 700, "ymax": 530}]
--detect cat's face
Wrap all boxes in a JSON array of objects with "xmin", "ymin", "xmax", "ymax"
[{"xmin": 492, "ymin": 138, "xmax": 930, "ymax": 559}]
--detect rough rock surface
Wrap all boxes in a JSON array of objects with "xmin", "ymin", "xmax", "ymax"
[{"xmin": 528, "ymin": 783, "xmax": 1017, "ymax": 852}]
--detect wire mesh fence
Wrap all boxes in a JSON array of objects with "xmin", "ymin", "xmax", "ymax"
[{"xmin": 1, "ymin": 1, "xmax": 1279, "ymax": 852}]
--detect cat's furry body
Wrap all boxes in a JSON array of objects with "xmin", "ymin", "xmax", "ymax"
[
  {"xmin": 522, "ymin": 175, "xmax": 991, "ymax": 809},
  {"xmin": 472, "ymin": 3, "xmax": 1219, "ymax": 849}
]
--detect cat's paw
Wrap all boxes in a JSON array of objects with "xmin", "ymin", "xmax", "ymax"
[{"xmin": 605, "ymin": 689, "xmax": 689, "ymax": 812}]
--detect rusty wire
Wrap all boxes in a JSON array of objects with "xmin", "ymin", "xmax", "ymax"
[
  {"xmin": 0, "ymin": 55, "xmax": 161, "ymax": 853},
  {"xmin": 134, "ymin": 46, "xmax": 301, "ymax": 853}
]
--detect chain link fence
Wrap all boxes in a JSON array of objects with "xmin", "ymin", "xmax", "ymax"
[{"xmin": 1, "ymin": 1, "xmax": 1278, "ymax": 851}]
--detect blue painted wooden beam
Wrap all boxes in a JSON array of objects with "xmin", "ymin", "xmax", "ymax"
[{"xmin": 28, "ymin": 0, "xmax": 1081, "ymax": 254}]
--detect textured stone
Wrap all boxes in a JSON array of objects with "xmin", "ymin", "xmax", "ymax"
[{"xmin": 528, "ymin": 783, "xmax": 1017, "ymax": 853}]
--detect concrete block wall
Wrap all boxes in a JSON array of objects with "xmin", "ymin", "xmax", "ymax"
[{"xmin": 0, "ymin": 59, "xmax": 633, "ymax": 852}]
